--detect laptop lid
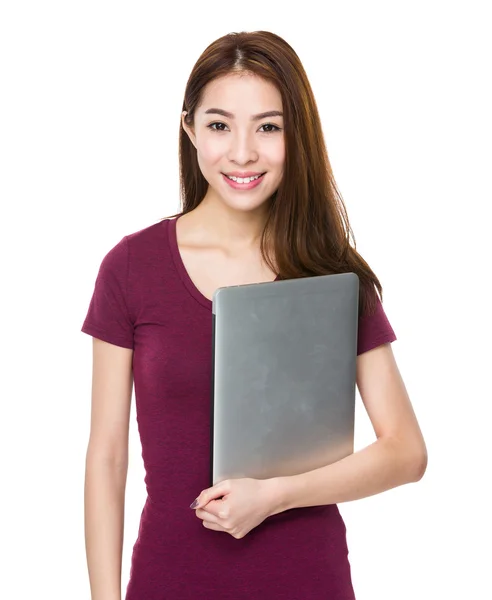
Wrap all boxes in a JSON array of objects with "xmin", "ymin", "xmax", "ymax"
[{"xmin": 211, "ymin": 272, "xmax": 359, "ymax": 486}]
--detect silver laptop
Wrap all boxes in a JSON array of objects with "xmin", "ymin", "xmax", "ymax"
[{"xmin": 211, "ymin": 272, "xmax": 359, "ymax": 486}]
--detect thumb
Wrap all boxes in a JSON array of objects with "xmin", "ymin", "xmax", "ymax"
[{"xmin": 190, "ymin": 480, "xmax": 229, "ymax": 509}]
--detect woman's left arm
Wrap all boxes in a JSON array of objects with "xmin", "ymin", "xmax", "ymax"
[{"xmin": 267, "ymin": 342, "xmax": 428, "ymax": 515}]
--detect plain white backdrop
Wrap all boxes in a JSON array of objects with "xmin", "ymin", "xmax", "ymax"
[{"xmin": 1, "ymin": 1, "xmax": 490, "ymax": 598}]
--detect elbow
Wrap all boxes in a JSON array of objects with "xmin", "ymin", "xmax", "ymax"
[
  {"xmin": 415, "ymin": 447, "xmax": 428, "ymax": 481},
  {"xmin": 388, "ymin": 435, "xmax": 428, "ymax": 483},
  {"xmin": 407, "ymin": 442, "xmax": 428, "ymax": 482}
]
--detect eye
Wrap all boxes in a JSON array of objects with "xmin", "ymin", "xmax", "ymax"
[
  {"xmin": 207, "ymin": 122, "xmax": 282, "ymax": 134},
  {"xmin": 259, "ymin": 123, "xmax": 282, "ymax": 133},
  {"xmin": 207, "ymin": 122, "xmax": 228, "ymax": 132}
]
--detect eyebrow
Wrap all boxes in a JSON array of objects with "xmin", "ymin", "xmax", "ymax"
[{"xmin": 204, "ymin": 108, "xmax": 284, "ymax": 121}]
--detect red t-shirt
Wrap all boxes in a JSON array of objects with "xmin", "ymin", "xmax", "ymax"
[{"xmin": 81, "ymin": 216, "xmax": 397, "ymax": 600}]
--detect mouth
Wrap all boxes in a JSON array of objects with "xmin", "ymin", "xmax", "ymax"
[{"xmin": 222, "ymin": 172, "xmax": 266, "ymax": 190}]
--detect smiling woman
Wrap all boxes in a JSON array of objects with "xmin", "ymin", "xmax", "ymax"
[
  {"xmin": 177, "ymin": 33, "xmax": 389, "ymax": 318},
  {"xmin": 206, "ymin": 107, "xmax": 282, "ymax": 189},
  {"xmin": 82, "ymin": 29, "xmax": 427, "ymax": 600},
  {"xmin": 181, "ymin": 73, "xmax": 286, "ymax": 219}
]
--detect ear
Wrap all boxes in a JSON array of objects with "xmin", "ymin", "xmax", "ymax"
[{"xmin": 181, "ymin": 111, "xmax": 197, "ymax": 148}]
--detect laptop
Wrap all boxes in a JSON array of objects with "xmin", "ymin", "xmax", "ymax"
[{"xmin": 210, "ymin": 272, "xmax": 359, "ymax": 486}]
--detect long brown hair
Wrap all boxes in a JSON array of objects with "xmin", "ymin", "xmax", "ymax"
[{"xmin": 175, "ymin": 30, "xmax": 384, "ymax": 317}]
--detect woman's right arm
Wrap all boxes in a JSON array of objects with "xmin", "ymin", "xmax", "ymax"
[{"xmin": 84, "ymin": 338, "xmax": 134, "ymax": 600}]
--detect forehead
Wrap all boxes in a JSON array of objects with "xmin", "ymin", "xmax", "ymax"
[{"xmin": 197, "ymin": 73, "xmax": 283, "ymax": 114}]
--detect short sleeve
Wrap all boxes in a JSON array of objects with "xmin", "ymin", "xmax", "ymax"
[
  {"xmin": 357, "ymin": 296, "xmax": 396, "ymax": 355},
  {"xmin": 81, "ymin": 236, "xmax": 134, "ymax": 349}
]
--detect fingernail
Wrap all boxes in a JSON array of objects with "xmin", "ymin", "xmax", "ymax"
[{"xmin": 190, "ymin": 498, "xmax": 199, "ymax": 509}]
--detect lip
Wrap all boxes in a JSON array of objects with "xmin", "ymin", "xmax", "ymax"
[
  {"xmin": 223, "ymin": 171, "xmax": 266, "ymax": 177},
  {"xmin": 222, "ymin": 172, "xmax": 265, "ymax": 190}
]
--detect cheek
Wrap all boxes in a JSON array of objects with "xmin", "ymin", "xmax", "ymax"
[
  {"xmin": 266, "ymin": 140, "xmax": 285, "ymax": 170},
  {"xmin": 197, "ymin": 138, "xmax": 225, "ymax": 165}
]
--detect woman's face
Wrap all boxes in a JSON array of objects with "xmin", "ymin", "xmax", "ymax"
[{"xmin": 182, "ymin": 72, "xmax": 285, "ymax": 214}]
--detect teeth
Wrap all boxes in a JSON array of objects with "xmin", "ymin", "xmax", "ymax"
[{"xmin": 226, "ymin": 174, "xmax": 262, "ymax": 183}]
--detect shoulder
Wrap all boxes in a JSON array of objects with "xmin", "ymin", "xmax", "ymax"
[
  {"xmin": 102, "ymin": 218, "xmax": 173, "ymax": 272},
  {"xmin": 94, "ymin": 219, "xmax": 173, "ymax": 287},
  {"xmin": 121, "ymin": 218, "xmax": 180, "ymax": 290},
  {"xmin": 125, "ymin": 218, "xmax": 170, "ymax": 257},
  {"xmin": 357, "ymin": 295, "xmax": 396, "ymax": 355}
]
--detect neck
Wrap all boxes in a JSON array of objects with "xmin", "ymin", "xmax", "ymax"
[{"xmin": 188, "ymin": 193, "xmax": 270, "ymax": 250}]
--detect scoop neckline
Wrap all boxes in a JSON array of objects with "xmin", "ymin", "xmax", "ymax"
[{"xmin": 166, "ymin": 215, "xmax": 279, "ymax": 310}]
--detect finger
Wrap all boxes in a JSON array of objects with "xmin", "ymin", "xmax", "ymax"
[
  {"xmin": 199, "ymin": 499, "xmax": 228, "ymax": 519},
  {"xmin": 202, "ymin": 519, "xmax": 226, "ymax": 532},
  {"xmin": 195, "ymin": 508, "xmax": 220, "ymax": 524},
  {"xmin": 203, "ymin": 519, "xmax": 242, "ymax": 539},
  {"xmin": 193, "ymin": 480, "xmax": 231, "ymax": 509}
]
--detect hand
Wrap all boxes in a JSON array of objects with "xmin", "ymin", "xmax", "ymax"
[{"xmin": 190, "ymin": 478, "xmax": 276, "ymax": 539}]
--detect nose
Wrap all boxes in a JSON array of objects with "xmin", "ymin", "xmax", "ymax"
[{"xmin": 226, "ymin": 130, "xmax": 259, "ymax": 165}]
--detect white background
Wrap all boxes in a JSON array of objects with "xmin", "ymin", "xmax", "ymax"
[{"xmin": 1, "ymin": 1, "xmax": 490, "ymax": 599}]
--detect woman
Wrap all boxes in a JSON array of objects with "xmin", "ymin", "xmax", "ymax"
[{"xmin": 82, "ymin": 30, "xmax": 427, "ymax": 600}]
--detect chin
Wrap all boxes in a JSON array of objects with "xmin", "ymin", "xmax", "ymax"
[{"xmin": 221, "ymin": 196, "xmax": 271, "ymax": 213}]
